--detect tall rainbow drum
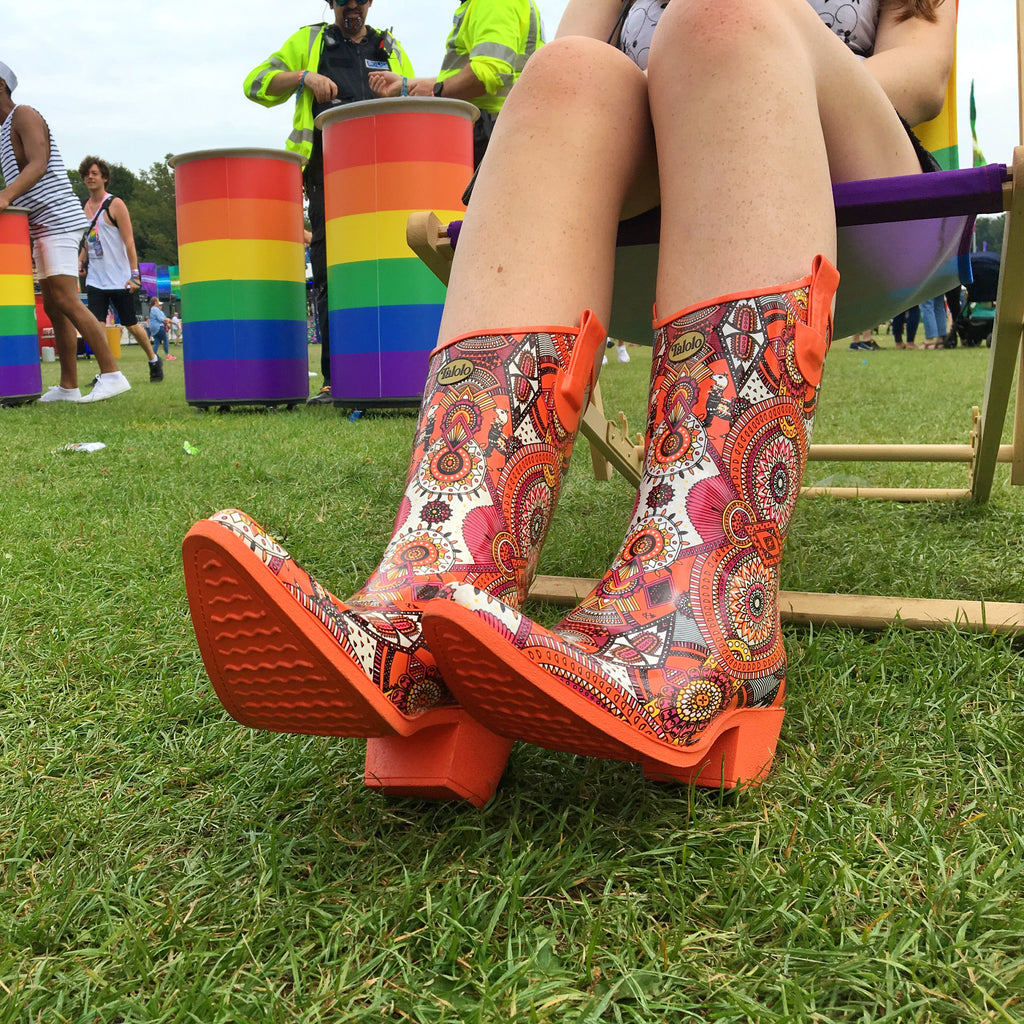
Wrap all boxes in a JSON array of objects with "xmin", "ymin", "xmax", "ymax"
[
  {"xmin": 317, "ymin": 98, "xmax": 477, "ymax": 407},
  {"xmin": 170, "ymin": 149, "xmax": 309, "ymax": 408},
  {"xmin": 0, "ymin": 207, "xmax": 42, "ymax": 406}
]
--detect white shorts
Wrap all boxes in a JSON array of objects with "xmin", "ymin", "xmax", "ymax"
[{"xmin": 33, "ymin": 229, "xmax": 83, "ymax": 280}]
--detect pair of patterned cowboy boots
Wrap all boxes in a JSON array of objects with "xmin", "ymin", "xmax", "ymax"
[{"xmin": 183, "ymin": 258, "xmax": 840, "ymax": 806}]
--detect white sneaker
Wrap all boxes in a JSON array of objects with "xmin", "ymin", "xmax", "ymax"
[
  {"xmin": 617, "ymin": 346, "xmax": 630, "ymax": 363},
  {"xmin": 602, "ymin": 354, "xmax": 608, "ymax": 366},
  {"xmin": 39, "ymin": 385, "xmax": 82, "ymax": 403},
  {"xmin": 79, "ymin": 371, "xmax": 131, "ymax": 403}
]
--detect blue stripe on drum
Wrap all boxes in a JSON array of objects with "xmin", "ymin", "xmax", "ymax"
[
  {"xmin": 0, "ymin": 334, "xmax": 42, "ymax": 367},
  {"xmin": 328, "ymin": 304, "xmax": 443, "ymax": 355},
  {"xmin": 182, "ymin": 319, "xmax": 307, "ymax": 362}
]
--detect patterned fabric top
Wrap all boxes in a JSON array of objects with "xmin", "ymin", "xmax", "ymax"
[
  {"xmin": 807, "ymin": 0, "xmax": 880, "ymax": 57},
  {"xmin": 619, "ymin": 0, "xmax": 879, "ymax": 70},
  {"xmin": 0, "ymin": 106, "xmax": 87, "ymax": 238},
  {"xmin": 618, "ymin": 0, "xmax": 668, "ymax": 70}
]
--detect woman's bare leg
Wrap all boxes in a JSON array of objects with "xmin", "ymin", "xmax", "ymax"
[
  {"xmin": 439, "ymin": 38, "xmax": 658, "ymax": 339},
  {"xmin": 648, "ymin": 0, "xmax": 923, "ymax": 315}
]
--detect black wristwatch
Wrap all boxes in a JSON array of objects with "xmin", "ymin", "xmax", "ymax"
[{"xmin": 432, "ymin": 80, "xmax": 444, "ymax": 97}]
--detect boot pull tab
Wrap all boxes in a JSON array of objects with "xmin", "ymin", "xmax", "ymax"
[
  {"xmin": 555, "ymin": 309, "xmax": 607, "ymax": 431},
  {"xmin": 794, "ymin": 255, "xmax": 840, "ymax": 389}
]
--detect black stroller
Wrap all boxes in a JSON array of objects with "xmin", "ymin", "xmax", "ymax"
[{"xmin": 945, "ymin": 250, "xmax": 1000, "ymax": 347}]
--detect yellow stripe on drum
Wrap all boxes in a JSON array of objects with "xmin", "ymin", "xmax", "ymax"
[
  {"xmin": 326, "ymin": 209, "xmax": 465, "ymax": 265},
  {"xmin": 0, "ymin": 273, "xmax": 34, "ymax": 307},
  {"xmin": 178, "ymin": 239, "xmax": 306, "ymax": 284}
]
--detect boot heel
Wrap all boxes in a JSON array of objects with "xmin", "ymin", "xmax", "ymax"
[
  {"xmin": 641, "ymin": 708, "xmax": 785, "ymax": 790},
  {"xmin": 364, "ymin": 716, "xmax": 513, "ymax": 808}
]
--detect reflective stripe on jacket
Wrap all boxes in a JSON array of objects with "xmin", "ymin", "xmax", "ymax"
[
  {"xmin": 243, "ymin": 23, "xmax": 414, "ymax": 166},
  {"xmin": 439, "ymin": 0, "xmax": 544, "ymax": 114}
]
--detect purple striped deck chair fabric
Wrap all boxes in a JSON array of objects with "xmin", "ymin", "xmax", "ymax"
[{"xmin": 446, "ymin": 164, "xmax": 1007, "ymax": 342}]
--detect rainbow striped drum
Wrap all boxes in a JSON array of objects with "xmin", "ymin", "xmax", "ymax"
[
  {"xmin": 0, "ymin": 207, "xmax": 42, "ymax": 406},
  {"xmin": 317, "ymin": 98, "xmax": 477, "ymax": 407},
  {"xmin": 170, "ymin": 149, "xmax": 309, "ymax": 408}
]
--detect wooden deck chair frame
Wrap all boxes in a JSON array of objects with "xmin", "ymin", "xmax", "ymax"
[{"xmin": 405, "ymin": 2, "xmax": 1024, "ymax": 633}]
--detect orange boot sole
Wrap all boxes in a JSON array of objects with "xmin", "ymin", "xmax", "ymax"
[
  {"xmin": 423, "ymin": 600, "xmax": 783, "ymax": 789},
  {"xmin": 183, "ymin": 519, "xmax": 511, "ymax": 805}
]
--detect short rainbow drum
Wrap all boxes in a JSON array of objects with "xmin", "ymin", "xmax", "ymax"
[
  {"xmin": 317, "ymin": 98, "xmax": 477, "ymax": 407},
  {"xmin": 0, "ymin": 207, "xmax": 41, "ymax": 406},
  {"xmin": 170, "ymin": 149, "xmax": 309, "ymax": 408}
]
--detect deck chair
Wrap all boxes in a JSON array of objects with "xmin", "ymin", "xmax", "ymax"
[{"xmin": 406, "ymin": 8, "xmax": 1024, "ymax": 633}]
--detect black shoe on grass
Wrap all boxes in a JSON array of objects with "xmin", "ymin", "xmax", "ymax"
[{"xmin": 307, "ymin": 385, "xmax": 333, "ymax": 405}]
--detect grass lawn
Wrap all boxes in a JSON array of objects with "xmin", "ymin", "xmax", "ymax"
[{"xmin": 1, "ymin": 335, "xmax": 1022, "ymax": 1022}]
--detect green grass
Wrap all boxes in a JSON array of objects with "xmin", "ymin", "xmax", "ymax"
[{"xmin": 1, "ymin": 336, "xmax": 1023, "ymax": 1022}]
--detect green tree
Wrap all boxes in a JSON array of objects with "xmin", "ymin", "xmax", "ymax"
[
  {"xmin": 974, "ymin": 214, "xmax": 1004, "ymax": 255},
  {"xmin": 131, "ymin": 156, "xmax": 178, "ymax": 266}
]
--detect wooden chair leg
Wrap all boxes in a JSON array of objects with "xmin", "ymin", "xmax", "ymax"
[
  {"xmin": 583, "ymin": 382, "xmax": 616, "ymax": 482},
  {"xmin": 580, "ymin": 382, "xmax": 644, "ymax": 487},
  {"xmin": 972, "ymin": 146, "xmax": 1024, "ymax": 500}
]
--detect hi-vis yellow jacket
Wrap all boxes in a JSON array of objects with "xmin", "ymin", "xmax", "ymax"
[
  {"xmin": 244, "ymin": 23, "xmax": 414, "ymax": 167},
  {"xmin": 439, "ymin": 0, "xmax": 544, "ymax": 114}
]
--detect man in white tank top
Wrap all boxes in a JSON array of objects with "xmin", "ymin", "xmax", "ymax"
[
  {"xmin": 79, "ymin": 156, "xmax": 163, "ymax": 383},
  {"xmin": 0, "ymin": 62, "xmax": 130, "ymax": 403}
]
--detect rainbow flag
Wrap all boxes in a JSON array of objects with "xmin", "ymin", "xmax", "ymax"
[
  {"xmin": 970, "ymin": 80, "xmax": 987, "ymax": 167},
  {"xmin": 921, "ymin": 0, "xmax": 958, "ymax": 171},
  {"xmin": 915, "ymin": 45, "xmax": 959, "ymax": 171}
]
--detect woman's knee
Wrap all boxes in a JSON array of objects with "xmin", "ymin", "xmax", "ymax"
[
  {"xmin": 649, "ymin": 0, "xmax": 819, "ymax": 71},
  {"xmin": 508, "ymin": 36, "xmax": 647, "ymax": 125}
]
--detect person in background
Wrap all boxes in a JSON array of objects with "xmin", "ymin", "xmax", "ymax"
[
  {"xmin": 148, "ymin": 297, "xmax": 168, "ymax": 357},
  {"xmin": 0, "ymin": 62, "xmax": 130, "ymax": 403},
  {"xmin": 603, "ymin": 337, "xmax": 630, "ymax": 364},
  {"xmin": 368, "ymin": 0, "xmax": 544, "ymax": 166},
  {"xmin": 942, "ymin": 285, "xmax": 961, "ymax": 347},
  {"xmin": 849, "ymin": 326, "xmax": 879, "ymax": 350},
  {"xmin": 78, "ymin": 155, "xmax": 163, "ymax": 382},
  {"xmin": 919, "ymin": 293, "xmax": 948, "ymax": 348},
  {"xmin": 892, "ymin": 306, "xmax": 920, "ymax": 349},
  {"xmin": 244, "ymin": 0, "xmax": 415, "ymax": 405},
  {"xmin": 152, "ymin": 312, "xmax": 171, "ymax": 357},
  {"xmin": 167, "ymin": 311, "xmax": 181, "ymax": 356}
]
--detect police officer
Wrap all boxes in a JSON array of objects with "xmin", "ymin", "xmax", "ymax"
[
  {"xmin": 245, "ymin": 1, "xmax": 414, "ymax": 403},
  {"xmin": 368, "ymin": 0, "xmax": 543, "ymax": 166}
]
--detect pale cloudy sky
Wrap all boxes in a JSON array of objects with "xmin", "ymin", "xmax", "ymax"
[{"xmin": 1, "ymin": 0, "xmax": 1018, "ymax": 175}]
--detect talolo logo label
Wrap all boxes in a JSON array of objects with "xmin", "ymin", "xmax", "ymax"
[
  {"xmin": 669, "ymin": 331, "xmax": 705, "ymax": 363},
  {"xmin": 438, "ymin": 358, "xmax": 475, "ymax": 386}
]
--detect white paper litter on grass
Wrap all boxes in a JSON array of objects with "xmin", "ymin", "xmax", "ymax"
[{"xmin": 53, "ymin": 442, "xmax": 106, "ymax": 453}]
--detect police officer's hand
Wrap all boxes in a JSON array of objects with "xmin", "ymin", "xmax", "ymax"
[
  {"xmin": 368, "ymin": 71, "xmax": 401, "ymax": 97},
  {"xmin": 304, "ymin": 72, "xmax": 338, "ymax": 104}
]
